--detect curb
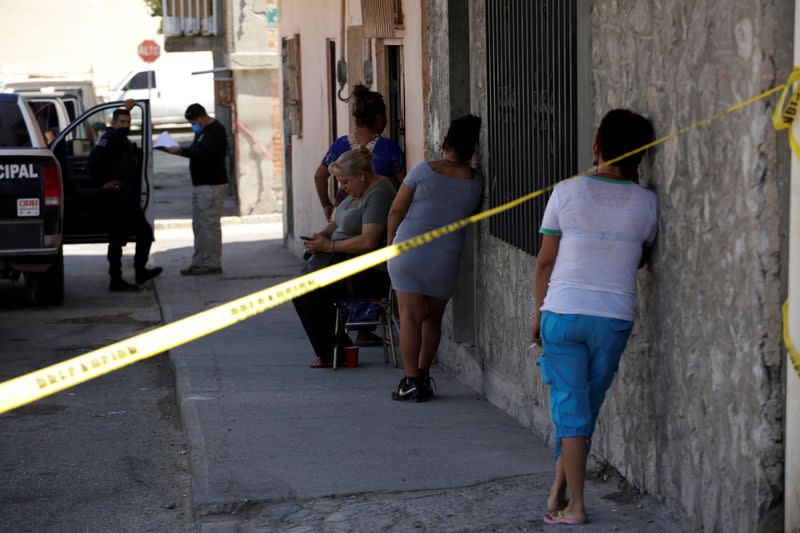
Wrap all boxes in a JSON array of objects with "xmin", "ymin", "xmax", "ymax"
[
  {"xmin": 155, "ymin": 214, "xmax": 282, "ymax": 230},
  {"xmin": 156, "ymin": 294, "xmax": 262, "ymax": 518},
  {"xmin": 156, "ymin": 295, "xmax": 214, "ymax": 518}
]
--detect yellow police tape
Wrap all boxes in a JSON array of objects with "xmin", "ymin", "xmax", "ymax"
[
  {"xmin": 772, "ymin": 66, "xmax": 800, "ymax": 159},
  {"xmin": 773, "ymin": 68, "xmax": 800, "ymax": 378},
  {"xmin": 0, "ymin": 74, "xmax": 796, "ymax": 414}
]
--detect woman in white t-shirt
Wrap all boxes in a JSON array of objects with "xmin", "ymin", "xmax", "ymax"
[{"xmin": 531, "ymin": 109, "xmax": 657, "ymax": 526}]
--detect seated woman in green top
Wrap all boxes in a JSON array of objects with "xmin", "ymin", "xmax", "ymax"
[{"xmin": 293, "ymin": 148, "xmax": 396, "ymax": 368}]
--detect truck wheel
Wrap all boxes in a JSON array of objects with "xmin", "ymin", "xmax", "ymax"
[{"xmin": 29, "ymin": 248, "xmax": 65, "ymax": 306}]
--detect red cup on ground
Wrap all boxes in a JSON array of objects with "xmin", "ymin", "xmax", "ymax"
[{"xmin": 344, "ymin": 346, "xmax": 359, "ymax": 368}]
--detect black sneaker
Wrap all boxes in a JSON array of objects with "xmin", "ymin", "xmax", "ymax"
[
  {"xmin": 135, "ymin": 266, "xmax": 163, "ymax": 284},
  {"xmin": 109, "ymin": 278, "xmax": 139, "ymax": 292},
  {"xmin": 391, "ymin": 376, "xmax": 433, "ymax": 403},
  {"xmin": 419, "ymin": 369, "xmax": 436, "ymax": 397}
]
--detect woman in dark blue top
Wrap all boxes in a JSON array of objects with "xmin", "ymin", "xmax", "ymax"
[{"xmin": 314, "ymin": 85, "xmax": 405, "ymax": 221}]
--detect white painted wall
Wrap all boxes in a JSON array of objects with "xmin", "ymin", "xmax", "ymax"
[
  {"xmin": 279, "ymin": 0, "xmax": 348, "ymax": 252},
  {"xmin": 279, "ymin": 0, "xmax": 425, "ymax": 255},
  {"xmin": 400, "ymin": 0, "xmax": 425, "ymax": 168},
  {"xmin": 0, "ymin": 0, "xmax": 210, "ymax": 93}
]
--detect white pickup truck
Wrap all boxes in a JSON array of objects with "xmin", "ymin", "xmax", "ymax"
[{"xmin": 105, "ymin": 56, "xmax": 214, "ymax": 126}]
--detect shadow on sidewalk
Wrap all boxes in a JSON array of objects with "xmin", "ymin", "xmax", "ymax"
[
  {"xmin": 151, "ymin": 229, "xmax": 554, "ymax": 513},
  {"xmin": 150, "ymin": 226, "xmax": 679, "ymax": 532}
]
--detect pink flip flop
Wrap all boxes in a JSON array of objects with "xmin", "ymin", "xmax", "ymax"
[{"xmin": 543, "ymin": 510, "xmax": 586, "ymax": 525}]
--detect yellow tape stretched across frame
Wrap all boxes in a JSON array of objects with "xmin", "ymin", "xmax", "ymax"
[
  {"xmin": 772, "ymin": 67, "xmax": 800, "ymax": 159},
  {"xmin": 775, "ymin": 68, "xmax": 800, "ymax": 379},
  {"xmin": 0, "ymin": 74, "xmax": 796, "ymax": 414}
]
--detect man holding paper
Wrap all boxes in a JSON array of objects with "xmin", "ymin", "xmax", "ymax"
[
  {"xmin": 164, "ymin": 103, "xmax": 229, "ymax": 275},
  {"xmin": 154, "ymin": 131, "xmax": 180, "ymax": 150}
]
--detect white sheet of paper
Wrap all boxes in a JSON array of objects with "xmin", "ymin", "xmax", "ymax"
[{"xmin": 154, "ymin": 131, "xmax": 179, "ymax": 149}]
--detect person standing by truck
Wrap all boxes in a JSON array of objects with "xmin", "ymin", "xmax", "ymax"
[
  {"xmin": 165, "ymin": 103, "xmax": 228, "ymax": 275},
  {"xmin": 88, "ymin": 99, "xmax": 162, "ymax": 291}
]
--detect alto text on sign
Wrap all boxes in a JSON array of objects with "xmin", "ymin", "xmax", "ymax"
[{"xmin": 137, "ymin": 40, "xmax": 160, "ymax": 63}]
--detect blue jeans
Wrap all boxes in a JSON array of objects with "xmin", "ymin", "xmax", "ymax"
[{"xmin": 538, "ymin": 311, "xmax": 634, "ymax": 459}]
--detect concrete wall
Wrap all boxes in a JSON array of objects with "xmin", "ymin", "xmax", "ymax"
[
  {"xmin": 425, "ymin": 0, "xmax": 450, "ymax": 160},
  {"xmin": 279, "ymin": 0, "xmax": 426, "ymax": 256},
  {"xmin": 588, "ymin": 4, "xmax": 786, "ymax": 530},
  {"xmin": 227, "ymin": 0, "xmax": 282, "ymax": 216},
  {"xmin": 228, "ymin": 0, "xmax": 280, "ymax": 70},
  {"xmin": 233, "ymin": 68, "xmax": 282, "ymax": 214},
  {"xmin": 0, "ymin": 0, "xmax": 212, "ymax": 93},
  {"xmin": 432, "ymin": 1, "xmax": 789, "ymax": 531}
]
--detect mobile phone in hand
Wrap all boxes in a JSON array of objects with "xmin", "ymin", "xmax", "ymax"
[{"xmin": 300, "ymin": 235, "xmax": 312, "ymax": 241}]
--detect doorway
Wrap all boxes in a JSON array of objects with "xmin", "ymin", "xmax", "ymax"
[
  {"xmin": 327, "ymin": 39, "xmax": 338, "ymax": 144},
  {"xmin": 384, "ymin": 44, "xmax": 405, "ymax": 152}
]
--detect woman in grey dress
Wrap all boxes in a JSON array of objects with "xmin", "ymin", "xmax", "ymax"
[{"xmin": 387, "ymin": 115, "xmax": 483, "ymax": 402}]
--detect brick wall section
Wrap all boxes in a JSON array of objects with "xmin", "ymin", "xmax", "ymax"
[{"xmin": 431, "ymin": 1, "xmax": 790, "ymax": 530}]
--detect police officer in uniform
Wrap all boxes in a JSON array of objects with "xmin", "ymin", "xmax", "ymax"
[{"xmin": 89, "ymin": 99, "xmax": 162, "ymax": 291}]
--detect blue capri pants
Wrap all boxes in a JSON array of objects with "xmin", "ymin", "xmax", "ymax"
[{"xmin": 538, "ymin": 311, "xmax": 634, "ymax": 459}]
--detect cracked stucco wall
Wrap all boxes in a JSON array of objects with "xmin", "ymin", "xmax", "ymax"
[
  {"xmin": 234, "ymin": 67, "xmax": 283, "ymax": 215},
  {"xmin": 230, "ymin": 0, "xmax": 282, "ymax": 215},
  {"xmin": 430, "ymin": 1, "xmax": 789, "ymax": 531}
]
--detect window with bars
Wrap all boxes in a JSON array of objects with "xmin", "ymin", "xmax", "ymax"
[
  {"xmin": 163, "ymin": 0, "xmax": 219, "ymax": 37},
  {"xmin": 283, "ymin": 35, "xmax": 302, "ymax": 137},
  {"xmin": 486, "ymin": 0, "xmax": 579, "ymax": 255}
]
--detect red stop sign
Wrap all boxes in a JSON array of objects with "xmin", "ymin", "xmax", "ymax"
[{"xmin": 138, "ymin": 40, "xmax": 161, "ymax": 63}]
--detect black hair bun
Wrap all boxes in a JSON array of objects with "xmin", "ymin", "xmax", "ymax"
[
  {"xmin": 461, "ymin": 114, "xmax": 481, "ymax": 132},
  {"xmin": 445, "ymin": 114, "xmax": 482, "ymax": 162},
  {"xmin": 351, "ymin": 84, "xmax": 371, "ymax": 97},
  {"xmin": 350, "ymin": 85, "xmax": 386, "ymax": 128}
]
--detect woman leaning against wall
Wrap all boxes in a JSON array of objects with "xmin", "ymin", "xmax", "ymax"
[{"xmin": 531, "ymin": 109, "xmax": 657, "ymax": 526}]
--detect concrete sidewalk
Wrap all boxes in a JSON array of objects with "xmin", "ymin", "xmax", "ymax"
[{"xmin": 152, "ymin": 223, "xmax": 676, "ymax": 532}]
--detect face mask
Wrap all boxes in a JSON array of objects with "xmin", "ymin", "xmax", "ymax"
[
  {"xmin": 117, "ymin": 127, "xmax": 130, "ymax": 137},
  {"xmin": 191, "ymin": 123, "xmax": 203, "ymax": 133}
]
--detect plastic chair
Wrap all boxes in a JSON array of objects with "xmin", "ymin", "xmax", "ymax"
[{"xmin": 333, "ymin": 286, "xmax": 399, "ymax": 369}]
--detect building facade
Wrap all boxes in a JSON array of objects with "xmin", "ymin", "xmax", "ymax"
[
  {"xmin": 165, "ymin": 0, "xmax": 283, "ymax": 216},
  {"xmin": 280, "ymin": 1, "xmax": 799, "ymax": 530},
  {"xmin": 427, "ymin": 1, "xmax": 793, "ymax": 532},
  {"xmin": 278, "ymin": 0, "xmax": 426, "ymax": 256}
]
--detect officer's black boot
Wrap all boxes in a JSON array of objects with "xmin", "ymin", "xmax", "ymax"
[
  {"xmin": 134, "ymin": 235, "xmax": 162, "ymax": 284},
  {"xmin": 109, "ymin": 278, "xmax": 139, "ymax": 292},
  {"xmin": 108, "ymin": 243, "xmax": 138, "ymax": 292},
  {"xmin": 135, "ymin": 266, "xmax": 163, "ymax": 285}
]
